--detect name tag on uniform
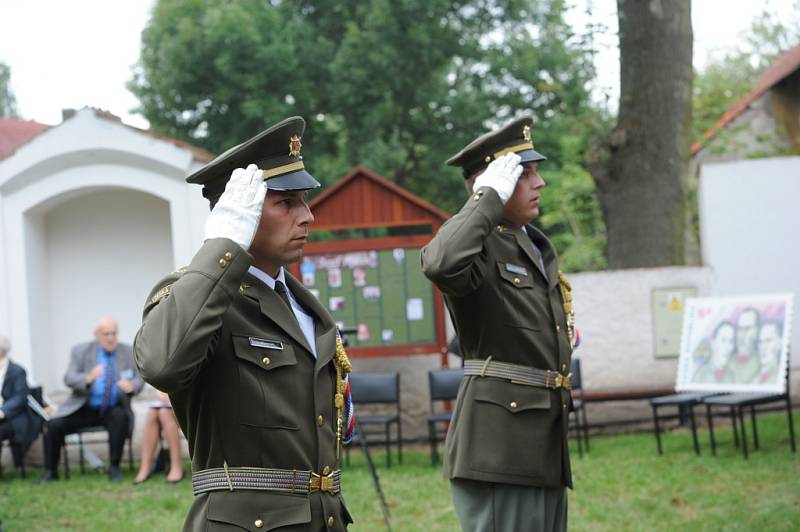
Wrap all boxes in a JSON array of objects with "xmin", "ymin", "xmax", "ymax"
[
  {"xmin": 249, "ymin": 337, "xmax": 284, "ymax": 350},
  {"xmin": 505, "ymin": 263, "xmax": 528, "ymax": 276}
]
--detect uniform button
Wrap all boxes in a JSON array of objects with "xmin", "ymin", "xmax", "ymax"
[
  {"xmin": 510, "ymin": 401, "xmax": 517, "ymax": 409},
  {"xmin": 473, "ymin": 194, "xmax": 481, "ymax": 201},
  {"xmin": 224, "ymin": 251, "xmax": 233, "ymax": 261},
  {"xmin": 262, "ymin": 357, "xmax": 270, "ymax": 366},
  {"xmin": 317, "ymin": 414, "xmax": 325, "ymax": 426},
  {"xmin": 563, "ymin": 403, "xmax": 568, "ymax": 409},
  {"xmin": 327, "ymin": 516, "xmax": 335, "ymax": 528},
  {"xmin": 218, "ymin": 258, "xmax": 227, "ymax": 268},
  {"xmin": 254, "ymin": 519, "xmax": 263, "ymax": 528},
  {"xmin": 561, "ymin": 364, "xmax": 567, "ymax": 372},
  {"xmin": 513, "ymin": 277, "xmax": 520, "ymax": 284},
  {"xmin": 322, "ymin": 465, "xmax": 331, "ymax": 475},
  {"xmin": 556, "ymin": 324, "xmax": 561, "ymax": 332}
]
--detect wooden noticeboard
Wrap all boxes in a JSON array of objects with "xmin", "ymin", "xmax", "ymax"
[{"xmin": 289, "ymin": 166, "xmax": 451, "ymax": 361}]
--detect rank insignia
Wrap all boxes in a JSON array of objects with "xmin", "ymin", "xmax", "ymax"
[
  {"xmin": 522, "ymin": 124, "xmax": 531, "ymax": 142},
  {"xmin": 289, "ymin": 135, "xmax": 302, "ymax": 157}
]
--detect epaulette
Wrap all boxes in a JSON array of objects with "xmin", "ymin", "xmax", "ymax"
[{"xmin": 150, "ymin": 284, "xmax": 172, "ymax": 304}]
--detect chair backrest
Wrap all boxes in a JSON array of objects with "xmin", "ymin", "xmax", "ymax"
[
  {"xmin": 570, "ymin": 358, "xmax": 583, "ymax": 391},
  {"xmin": 349, "ymin": 372, "xmax": 400, "ymax": 404},
  {"xmin": 428, "ymin": 368, "xmax": 463, "ymax": 402}
]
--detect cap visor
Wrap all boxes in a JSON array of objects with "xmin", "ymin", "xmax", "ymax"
[
  {"xmin": 267, "ymin": 169, "xmax": 321, "ymax": 191},
  {"xmin": 519, "ymin": 149, "xmax": 546, "ymax": 163}
]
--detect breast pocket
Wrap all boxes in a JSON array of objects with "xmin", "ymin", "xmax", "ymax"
[
  {"xmin": 496, "ymin": 263, "xmax": 546, "ymax": 330},
  {"xmin": 232, "ymin": 334, "xmax": 299, "ymax": 430}
]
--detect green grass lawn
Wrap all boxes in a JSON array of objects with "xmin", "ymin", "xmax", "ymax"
[{"xmin": 1, "ymin": 413, "xmax": 797, "ymax": 531}]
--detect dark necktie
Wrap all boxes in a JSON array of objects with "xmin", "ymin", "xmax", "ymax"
[
  {"xmin": 274, "ymin": 280, "xmax": 294, "ymax": 314},
  {"xmin": 99, "ymin": 354, "xmax": 115, "ymax": 416}
]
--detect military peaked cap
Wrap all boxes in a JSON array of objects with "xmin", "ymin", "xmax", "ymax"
[
  {"xmin": 186, "ymin": 116, "xmax": 321, "ymax": 202},
  {"xmin": 446, "ymin": 115, "xmax": 546, "ymax": 178}
]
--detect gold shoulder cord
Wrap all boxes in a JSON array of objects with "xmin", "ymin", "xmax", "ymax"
[
  {"xmin": 558, "ymin": 271, "xmax": 576, "ymax": 348},
  {"xmin": 334, "ymin": 335, "xmax": 353, "ymax": 460}
]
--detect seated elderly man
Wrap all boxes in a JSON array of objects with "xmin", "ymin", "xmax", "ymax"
[
  {"xmin": 0, "ymin": 335, "xmax": 39, "ymax": 462},
  {"xmin": 38, "ymin": 317, "xmax": 143, "ymax": 483}
]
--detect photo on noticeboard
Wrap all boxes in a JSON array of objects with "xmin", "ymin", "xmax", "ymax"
[{"xmin": 676, "ymin": 293, "xmax": 794, "ymax": 394}]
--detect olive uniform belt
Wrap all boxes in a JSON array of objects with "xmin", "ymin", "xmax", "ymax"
[
  {"xmin": 192, "ymin": 466, "xmax": 341, "ymax": 496},
  {"xmin": 463, "ymin": 358, "xmax": 572, "ymax": 390}
]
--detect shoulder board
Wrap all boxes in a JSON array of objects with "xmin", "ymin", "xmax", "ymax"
[{"xmin": 150, "ymin": 284, "xmax": 172, "ymax": 304}]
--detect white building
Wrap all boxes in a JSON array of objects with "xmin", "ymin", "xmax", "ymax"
[{"xmin": 0, "ymin": 107, "xmax": 211, "ymax": 394}]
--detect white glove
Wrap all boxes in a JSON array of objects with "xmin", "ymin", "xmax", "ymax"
[
  {"xmin": 204, "ymin": 164, "xmax": 267, "ymax": 250},
  {"xmin": 473, "ymin": 153, "xmax": 523, "ymax": 204}
]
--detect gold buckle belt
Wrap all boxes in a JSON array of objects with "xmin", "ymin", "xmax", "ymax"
[
  {"xmin": 191, "ymin": 465, "xmax": 341, "ymax": 496},
  {"xmin": 464, "ymin": 358, "xmax": 572, "ymax": 390}
]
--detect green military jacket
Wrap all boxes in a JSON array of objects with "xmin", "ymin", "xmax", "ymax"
[
  {"xmin": 422, "ymin": 187, "xmax": 573, "ymax": 488},
  {"xmin": 134, "ymin": 238, "xmax": 352, "ymax": 531}
]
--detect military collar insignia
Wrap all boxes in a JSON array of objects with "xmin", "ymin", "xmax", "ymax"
[
  {"xmin": 522, "ymin": 124, "xmax": 531, "ymax": 142},
  {"xmin": 505, "ymin": 263, "xmax": 528, "ymax": 276},
  {"xmin": 289, "ymin": 135, "xmax": 302, "ymax": 157}
]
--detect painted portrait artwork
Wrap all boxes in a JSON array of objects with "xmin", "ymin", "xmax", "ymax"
[{"xmin": 676, "ymin": 293, "xmax": 794, "ymax": 394}]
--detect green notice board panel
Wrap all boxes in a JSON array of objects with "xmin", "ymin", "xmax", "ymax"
[{"xmin": 298, "ymin": 248, "xmax": 435, "ymax": 347}]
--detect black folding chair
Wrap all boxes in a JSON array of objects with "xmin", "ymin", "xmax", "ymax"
[
  {"xmin": 62, "ymin": 410, "xmax": 135, "ymax": 478},
  {"xmin": 704, "ymin": 354, "xmax": 795, "ymax": 459},
  {"xmin": 427, "ymin": 367, "xmax": 463, "ymax": 465},
  {"xmin": 347, "ymin": 372, "xmax": 402, "ymax": 467},
  {"xmin": 650, "ymin": 392, "xmax": 719, "ymax": 455}
]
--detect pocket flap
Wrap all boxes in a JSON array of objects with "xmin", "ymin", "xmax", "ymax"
[
  {"xmin": 497, "ymin": 263, "xmax": 534, "ymax": 289},
  {"xmin": 207, "ymin": 491, "xmax": 311, "ymax": 531},
  {"xmin": 233, "ymin": 334, "xmax": 297, "ymax": 371},
  {"xmin": 473, "ymin": 378, "xmax": 551, "ymax": 413}
]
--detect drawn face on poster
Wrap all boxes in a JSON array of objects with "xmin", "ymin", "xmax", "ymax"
[
  {"xmin": 676, "ymin": 293, "xmax": 794, "ymax": 394},
  {"xmin": 357, "ymin": 323, "xmax": 370, "ymax": 341}
]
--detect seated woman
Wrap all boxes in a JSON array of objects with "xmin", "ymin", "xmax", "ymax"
[{"xmin": 133, "ymin": 391, "xmax": 184, "ymax": 484}]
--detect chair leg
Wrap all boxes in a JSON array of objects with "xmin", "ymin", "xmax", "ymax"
[
  {"xmin": 78, "ymin": 434, "xmax": 86, "ymax": 474},
  {"xmin": 652, "ymin": 405, "xmax": 663, "ymax": 455},
  {"xmin": 581, "ymin": 406, "xmax": 590, "ymax": 452},
  {"xmin": 706, "ymin": 404, "xmax": 717, "ymax": 456},
  {"xmin": 428, "ymin": 421, "xmax": 438, "ymax": 466},
  {"xmin": 690, "ymin": 405, "xmax": 700, "ymax": 456},
  {"xmin": 398, "ymin": 419, "xmax": 403, "ymax": 465},
  {"xmin": 575, "ymin": 415, "xmax": 584, "ymax": 458},
  {"xmin": 730, "ymin": 407, "xmax": 740, "ymax": 448},
  {"xmin": 738, "ymin": 406, "xmax": 749, "ymax": 460},
  {"xmin": 128, "ymin": 435, "xmax": 134, "ymax": 472},
  {"xmin": 750, "ymin": 406, "xmax": 759, "ymax": 450},
  {"xmin": 786, "ymin": 394, "xmax": 796, "ymax": 453},
  {"xmin": 63, "ymin": 440, "xmax": 71, "ymax": 479},
  {"xmin": 385, "ymin": 424, "xmax": 391, "ymax": 468}
]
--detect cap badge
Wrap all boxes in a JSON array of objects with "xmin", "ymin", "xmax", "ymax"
[
  {"xmin": 289, "ymin": 135, "xmax": 302, "ymax": 157},
  {"xmin": 522, "ymin": 125, "xmax": 531, "ymax": 142}
]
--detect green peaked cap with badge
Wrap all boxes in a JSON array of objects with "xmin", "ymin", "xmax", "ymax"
[
  {"xmin": 186, "ymin": 116, "xmax": 321, "ymax": 204},
  {"xmin": 446, "ymin": 115, "xmax": 546, "ymax": 178}
]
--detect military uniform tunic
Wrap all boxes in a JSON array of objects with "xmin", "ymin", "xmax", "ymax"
[
  {"xmin": 422, "ymin": 186, "xmax": 573, "ymax": 489},
  {"xmin": 135, "ymin": 238, "xmax": 352, "ymax": 531}
]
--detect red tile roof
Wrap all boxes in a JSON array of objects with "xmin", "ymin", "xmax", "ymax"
[
  {"xmin": 0, "ymin": 117, "xmax": 50, "ymax": 159},
  {"xmin": 0, "ymin": 107, "xmax": 215, "ymax": 163},
  {"xmin": 691, "ymin": 44, "xmax": 800, "ymax": 156}
]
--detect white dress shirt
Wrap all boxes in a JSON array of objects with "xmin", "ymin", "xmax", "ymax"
[
  {"xmin": 248, "ymin": 266, "xmax": 318, "ymax": 358},
  {"xmin": 0, "ymin": 356, "xmax": 9, "ymax": 412}
]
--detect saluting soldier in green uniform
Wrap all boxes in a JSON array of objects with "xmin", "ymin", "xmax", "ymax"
[
  {"xmin": 134, "ymin": 117, "xmax": 355, "ymax": 531},
  {"xmin": 422, "ymin": 116, "xmax": 575, "ymax": 532}
]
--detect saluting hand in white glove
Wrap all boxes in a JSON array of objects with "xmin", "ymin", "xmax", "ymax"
[
  {"xmin": 473, "ymin": 153, "xmax": 523, "ymax": 204},
  {"xmin": 204, "ymin": 164, "xmax": 267, "ymax": 251}
]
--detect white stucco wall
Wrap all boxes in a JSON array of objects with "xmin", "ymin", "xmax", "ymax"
[
  {"xmin": 700, "ymin": 156, "xmax": 800, "ymax": 367},
  {"xmin": 0, "ymin": 108, "xmax": 210, "ymax": 389}
]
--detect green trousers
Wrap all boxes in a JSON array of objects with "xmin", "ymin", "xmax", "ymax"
[{"xmin": 451, "ymin": 478, "xmax": 567, "ymax": 532}]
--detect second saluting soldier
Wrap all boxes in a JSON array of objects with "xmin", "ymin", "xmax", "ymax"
[
  {"xmin": 422, "ymin": 116, "xmax": 576, "ymax": 532},
  {"xmin": 135, "ymin": 117, "xmax": 355, "ymax": 531}
]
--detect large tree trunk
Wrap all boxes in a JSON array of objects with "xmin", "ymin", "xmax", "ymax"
[{"xmin": 593, "ymin": 0, "xmax": 693, "ymax": 268}]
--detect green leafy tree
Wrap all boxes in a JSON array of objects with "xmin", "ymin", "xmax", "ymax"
[
  {"xmin": 0, "ymin": 62, "xmax": 19, "ymax": 118},
  {"xmin": 130, "ymin": 0, "xmax": 607, "ymax": 271}
]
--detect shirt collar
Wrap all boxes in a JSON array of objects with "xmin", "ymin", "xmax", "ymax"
[{"xmin": 248, "ymin": 265, "xmax": 286, "ymax": 290}]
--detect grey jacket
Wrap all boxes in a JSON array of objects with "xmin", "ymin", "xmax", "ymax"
[{"xmin": 55, "ymin": 341, "xmax": 143, "ymax": 418}]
